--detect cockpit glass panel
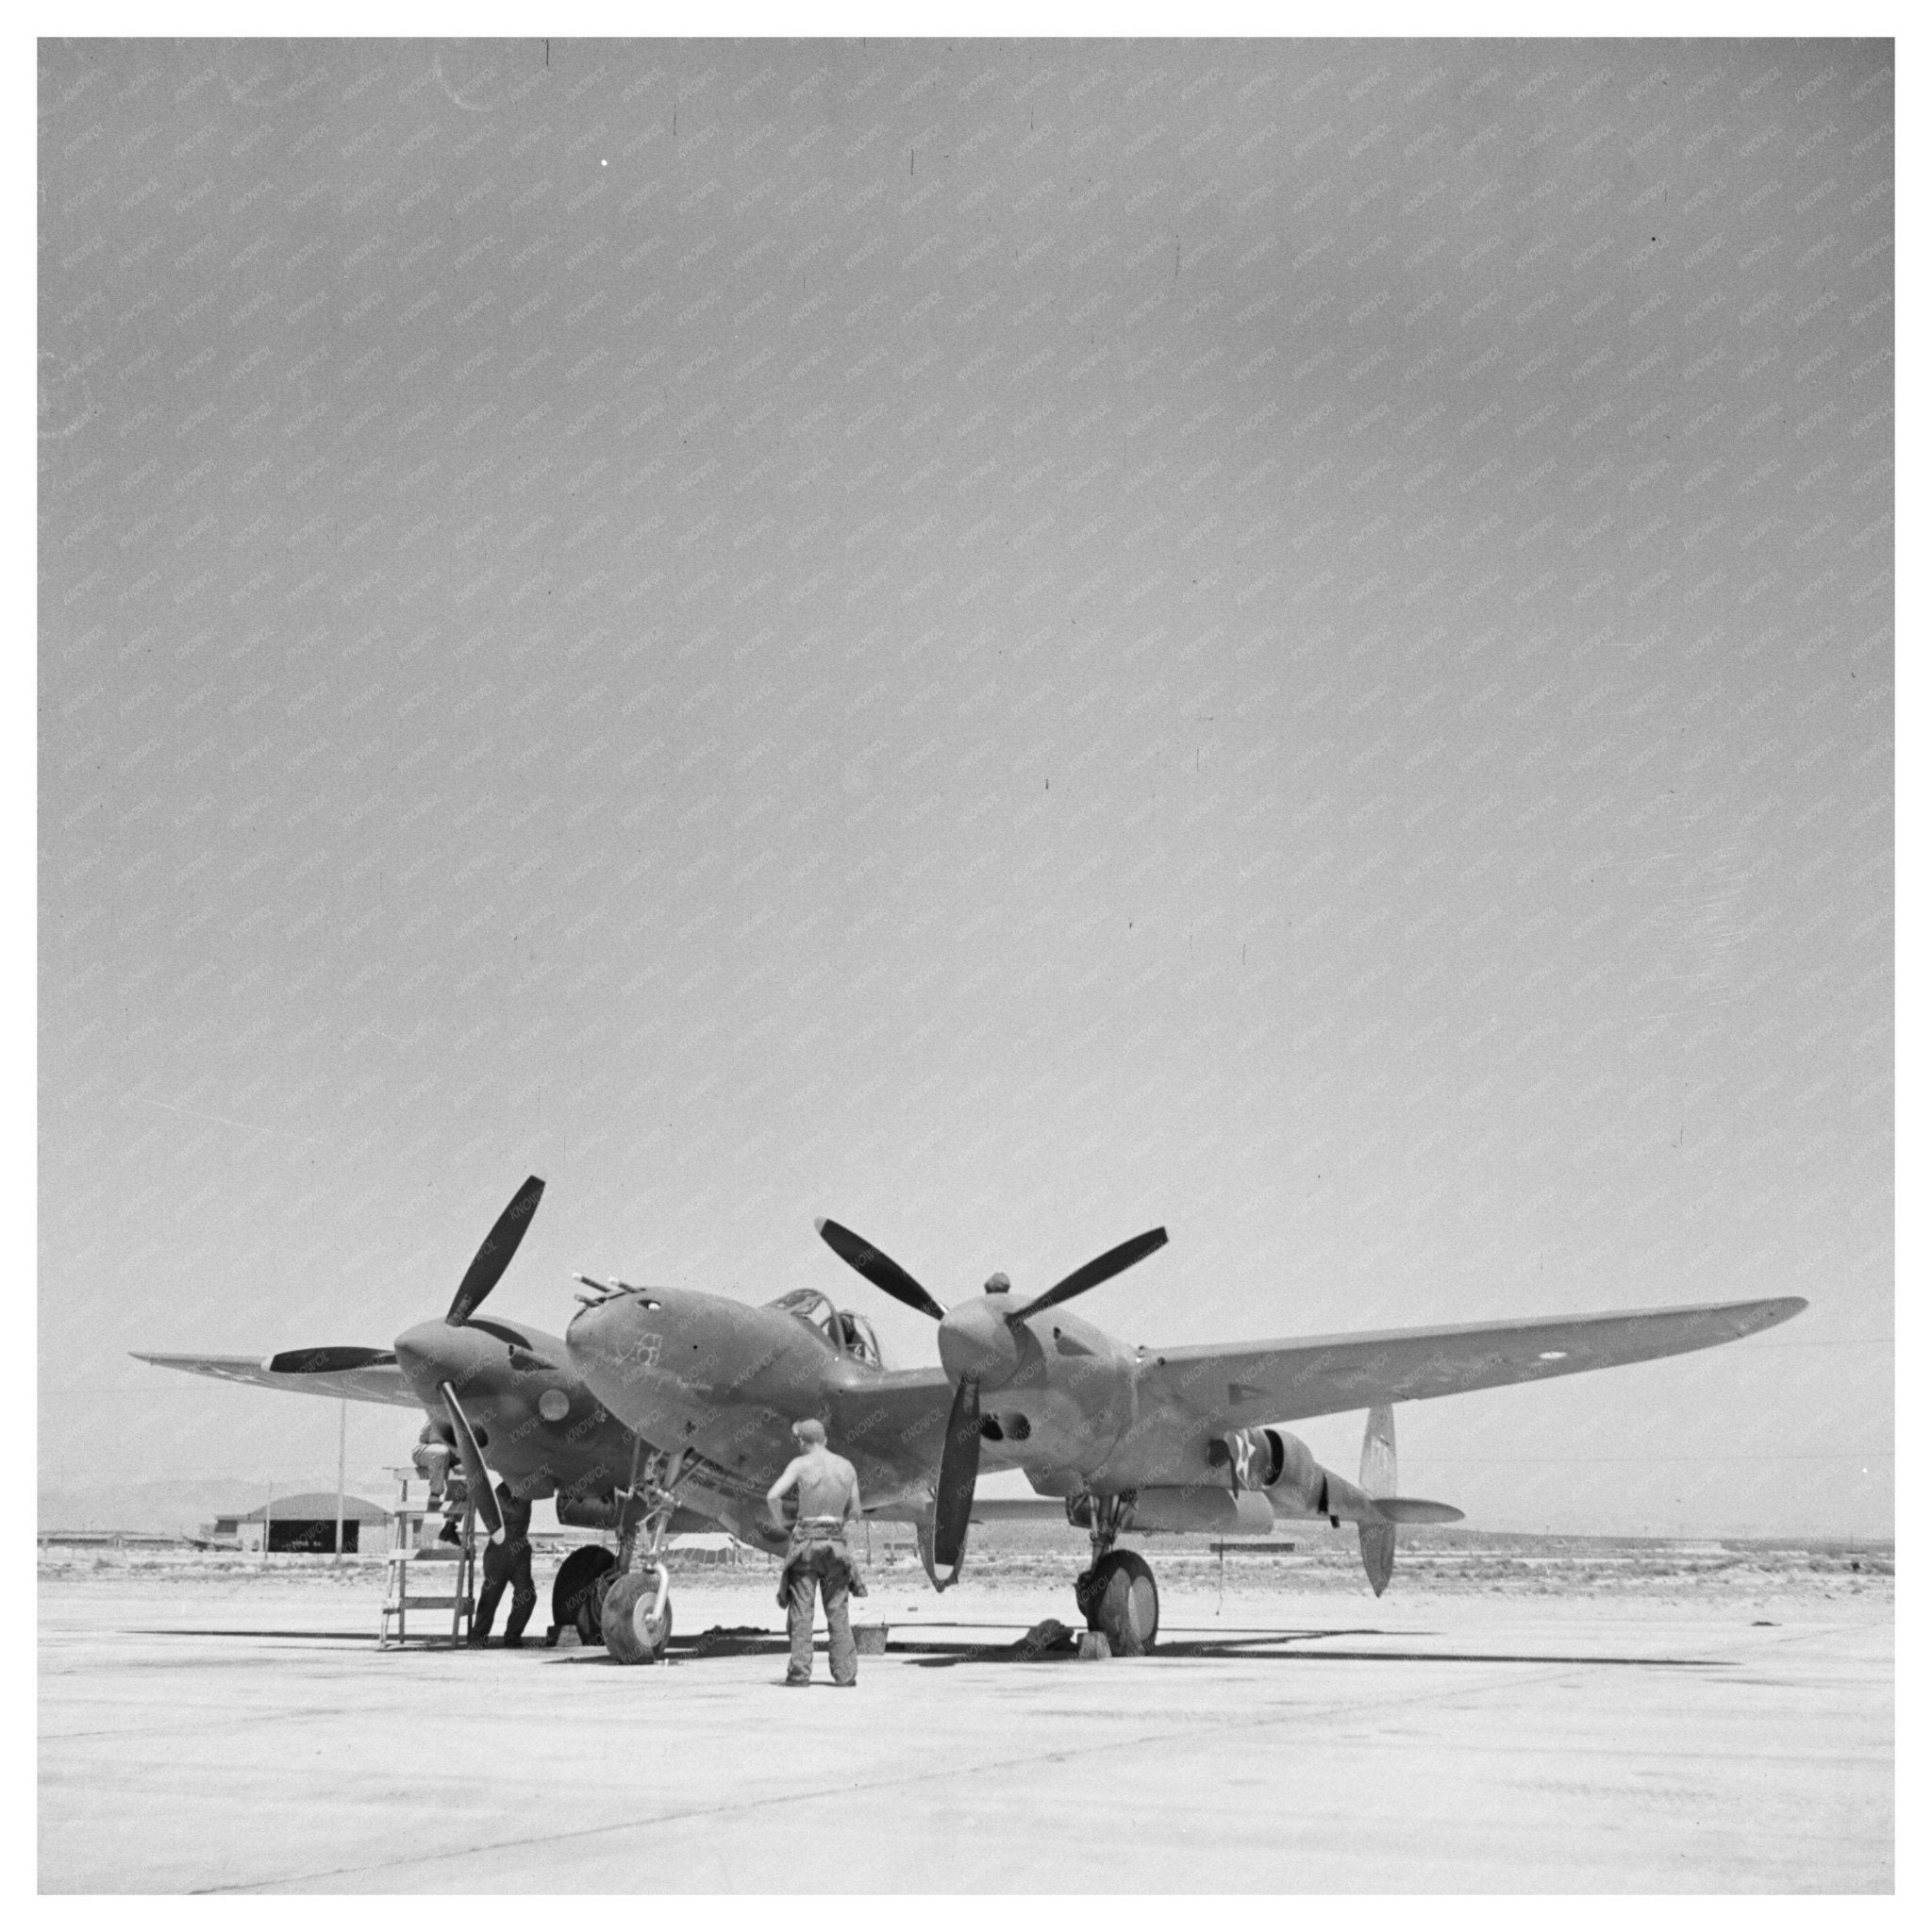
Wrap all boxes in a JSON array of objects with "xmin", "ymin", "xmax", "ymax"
[
  {"xmin": 764, "ymin": 1291, "xmax": 883, "ymax": 1362},
  {"xmin": 838, "ymin": 1311, "xmax": 883, "ymax": 1367},
  {"xmin": 767, "ymin": 1288, "xmax": 840, "ymax": 1344}
]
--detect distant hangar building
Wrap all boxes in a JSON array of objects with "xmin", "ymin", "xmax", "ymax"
[{"xmin": 208, "ymin": 1493, "xmax": 390, "ymax": 1554}]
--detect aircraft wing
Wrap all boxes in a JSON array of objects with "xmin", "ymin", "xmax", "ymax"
[
  {"xmin": 132, "ymin": 1351, "xmax": 425, "ymax": 1410},
  {"xmin": 1140, "ymin": 1295, "xmax": 1807, "ymax": 1431},
  {"xmin": 826, "ymin": 1367, "xmax": 955, "ymax": 1461},
  {"xmin": 860, "ymin": 1492, "xmax": 1068, "ymax": 1525}
]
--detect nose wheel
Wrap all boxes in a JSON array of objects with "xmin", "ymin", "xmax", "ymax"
[{"xmin": 600, "ymin": 1565, "xmax": 674, "ymax": 1663}]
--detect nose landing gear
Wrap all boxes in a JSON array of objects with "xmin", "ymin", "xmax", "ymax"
[
  {"xmin": 597, "ymin": 1444, "xmax": 687, "ymax": 1664},
  {"xmin": 601, "ymin": 1564, "xmax": 674, "ymax": 1663},
  {"xmin": 1071, "ymin": 1491, "xmax": 1159, "ymax": 1656}
]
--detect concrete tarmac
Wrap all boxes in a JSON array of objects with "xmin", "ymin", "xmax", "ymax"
[{"xmin": 40, "ymin": 1563, "xmax": 1891, "ymax": 1892}]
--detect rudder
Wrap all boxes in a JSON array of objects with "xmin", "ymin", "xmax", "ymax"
[{"xmin": 1358, "ymin": 1403, "xmax": 1397, "ymax": 1596}]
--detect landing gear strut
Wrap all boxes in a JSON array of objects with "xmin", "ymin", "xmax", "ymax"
[
  {"xmin": 1072, "ymin": 1491, "xmax": 1159, "ymax": 1656},
  {"xmin": 599, "ymin": 1445, "xmax": 683, "ymax": 1665}
]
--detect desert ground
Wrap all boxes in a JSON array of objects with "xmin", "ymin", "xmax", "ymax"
[{"xmin": 39, "ymin": 1529, "xmax": 1892, "ymax": 1893}]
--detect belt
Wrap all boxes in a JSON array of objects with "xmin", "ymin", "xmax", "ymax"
[{"xmin": 791, "ymin": 1518, "xmax": 846, "ymax": 1536}]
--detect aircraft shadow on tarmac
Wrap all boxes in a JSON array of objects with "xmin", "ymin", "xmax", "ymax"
[
  {"xmin": 552, "ymin": 1623, "xmax": 1732, "ymax": 1671},
  {"xmin": 889, "ymin": 1638, "xmax": 1731, "ymax": 1670},
  {"xmin": 129, "ymin": 1624, "xmax": 1733, "ymax": 1670}
]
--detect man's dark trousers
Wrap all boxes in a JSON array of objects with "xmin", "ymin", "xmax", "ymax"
[
  {"xmin": 781, "ymin": 1532, "xmax": 858, "ymax": 1685},
  {"xmin": 472, "ymin": 1542, "xmax": 536, "ymax": 1644}
]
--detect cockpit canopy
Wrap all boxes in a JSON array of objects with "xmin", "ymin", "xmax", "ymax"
[{"xmin": 767, "ymin": 1288, "xmax": 885, "ymax": 1367}]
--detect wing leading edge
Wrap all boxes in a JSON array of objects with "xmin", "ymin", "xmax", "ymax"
[
  {"xmin": 1140, "ymin": 1294, "xmax": 1807, "ymax": 1432},
  {"xmin": 132, "ymin": 1351, "xmax": 424, "ymax": 1410}
]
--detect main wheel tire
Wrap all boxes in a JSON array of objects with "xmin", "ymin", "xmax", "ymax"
[
  {"xmin": 552, "ymin": 1543, "xmax": 617, "ymax": 1645},
  {"xmin": 1089, "ymin": 1549, "xmax": 1159, "ymax": 1656},
  {"xmin": 602, "ymin": 1570, "xmax": 674, "ymax": 1665}
]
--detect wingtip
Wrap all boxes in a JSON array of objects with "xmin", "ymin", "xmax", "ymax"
[{"xmin": 813, "ymin": 1215, "xmax": 829, "ymax": 1235}]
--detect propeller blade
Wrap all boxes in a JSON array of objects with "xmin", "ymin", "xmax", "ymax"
[
  {"xmin": 1010, "ymin": 1226, "xmax": 1169, "ymax": 1321},
  {"xmin": 441, "ymin": 1381, "xmax": 504, "ymax": 1542},
  {"xmin": 264, "ymin": 1346, "xmax": 396, "ymax": 1375},
  {"xmin": 931, "ymin": 1375, "xmax": 982, "ymax": 1573},
  {"xmin": 814, "ymin": 1217, "xmax": 947, "ymax": 1322},
  {"xmin": 445, "ymin": 1175, "xmax": 545, "ymax": 1327}
]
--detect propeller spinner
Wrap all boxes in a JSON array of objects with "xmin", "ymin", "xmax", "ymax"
[{"xmin": 814, "ymin": 1217, "xmax": 1169, "ymax": 1575}]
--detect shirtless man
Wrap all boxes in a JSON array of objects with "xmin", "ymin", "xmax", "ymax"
[{"xmin": 766, "ymin": 1418, "xmax": 864, "ymax": 1687}]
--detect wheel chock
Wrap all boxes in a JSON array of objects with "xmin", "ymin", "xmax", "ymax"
[{"xmin": 1077, "ymin": 1631, "xmax": 1111, "ymax": 1660}]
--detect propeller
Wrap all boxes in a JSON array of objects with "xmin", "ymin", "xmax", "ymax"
[
  {"xmin": 265, "ymin": 1346, "xmax": 396, "ymax": 1375},
  {"xmin": 262, "ymin": 1179, "xmax": 546, "ymax": 1541},
  {"xmin": 441, "ymin": 1381, "xmax": 505, "ymax": 1543},
  {"xmin": 932, "ymin": 1374, "xmax": 981, "ymax": 1574},
  {"xmin": 813, "ymin": 1218, "xmax": 947, "ymax": 1321},
  {"xmin": 1009, "ymin": 1227, "xmax": 1168, "ymax": 1321},
  {"xmin": 447, "ymin": 1174, "xmax": 545, "ymax": 1326},
  {"xmin": 815, "ymin": 1216, "xmax": 1171, "ymax": 1578},
  {"xmin": 258, "ymin": 1177, "xmax": 547, "ymax": 1379}
]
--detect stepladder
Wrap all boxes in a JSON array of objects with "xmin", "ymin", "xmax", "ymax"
[{"xmin": 379, "ymin": 1471, "xmax": 476, "ymax": 1648}]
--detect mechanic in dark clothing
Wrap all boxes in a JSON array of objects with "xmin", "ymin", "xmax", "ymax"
[{"xmin": 469, "ymin": 1481, "xmax": 537, "ymax": 1647}]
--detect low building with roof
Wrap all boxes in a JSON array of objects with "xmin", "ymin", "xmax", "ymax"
[{"xmin": 204, "ymin": 1492, "xmax": 390, "ymax": 1554}]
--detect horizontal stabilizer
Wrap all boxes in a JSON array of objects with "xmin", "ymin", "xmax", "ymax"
[
  {"xmin": 1372, "ymin": 1495, "xmax": 1463, "ymax": 1525},
  {"xmin": 965, "ymin": 1496, "xmax": 1076, "ymax": 1524},
  {"xmin": 863, "ymin": 1493, "xmax": 1071, "ymax": 1526}
]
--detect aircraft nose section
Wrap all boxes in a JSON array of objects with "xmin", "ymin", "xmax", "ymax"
[
  {"xmin": 566, "ymin": 1286, "xmax": 689, "ymax": 1417},
  {"xmin": 566, "ymin": 1293, "xmax": 648, "ymax": 1382}
]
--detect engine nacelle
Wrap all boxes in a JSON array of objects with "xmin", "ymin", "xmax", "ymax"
[{"xmin": 554, "ymin": 1492, "xmax": 623, "ymax": 1529}]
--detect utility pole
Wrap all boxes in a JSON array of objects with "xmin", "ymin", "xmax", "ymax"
[{"xmin": 335, "ymin": 1397, "xmax": 348, "ymax": 1565}]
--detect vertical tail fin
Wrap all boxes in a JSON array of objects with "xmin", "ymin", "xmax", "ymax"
[{"xmin": 1357, "ymin": 1403, "xmax": 1396, "ymax": 1596}]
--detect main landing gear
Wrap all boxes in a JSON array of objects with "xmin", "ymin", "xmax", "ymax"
[
  {"xmin": 547, "ymin": 1541, "xmax": 675, "ymax": 1660},
  {"xmin": 551, "ymin": 1543, "xmax": 617, "ymax": 1644},
  {"xmin": 1072, "ymin": 1491, "xmax": 1159, "ymax": 1656}
]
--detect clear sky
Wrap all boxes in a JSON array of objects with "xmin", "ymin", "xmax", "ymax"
[{"xmin": 40, "ymin": 39, "xmax": 1891, "ymax": 1536}]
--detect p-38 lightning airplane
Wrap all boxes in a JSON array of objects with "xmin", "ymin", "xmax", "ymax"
[
  {"xmin": 564, "ymin": 1214, "xmax": 1806, "ymax": 1657},
  {"xmin": 136, "ymin": 1176, "xmax": 804, "ymax": 1647},
  {"xmin": 142, "ymin": 1177, "xmax": 1805, "ymax": 1662}
]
